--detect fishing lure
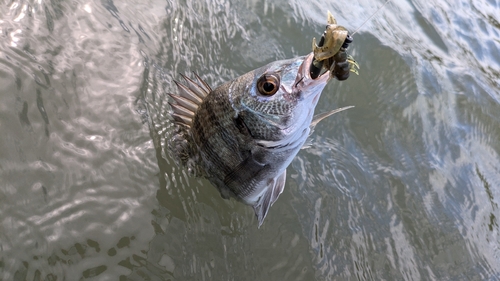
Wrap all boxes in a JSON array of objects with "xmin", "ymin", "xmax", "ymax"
[
  {"xmin": 310, "ymin": 11, "xmax": 359, "ymax": 81},
  {"xmin": 310, "ymin": 0, "xmax": 392, "ymax": 80}
]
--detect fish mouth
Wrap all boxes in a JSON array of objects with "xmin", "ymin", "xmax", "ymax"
[
  {"xmin": 295, "ymin": 53, "xmax": 330, "ymax": 93},
  {"xmin": 303, "ymin": 53, "xmax": 330, "ymax": 81}
]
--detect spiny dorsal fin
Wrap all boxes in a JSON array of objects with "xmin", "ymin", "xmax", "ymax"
[
  {"xmin": 179, "ymin": 73, "xmax": 211, "ymax": 100},
  {"xmin": 169, "ymin": 73, "xmax": 211, "ymax": 127},
  {"xmin": 169, "ymin": 94, "xmax": 198, "ymax": 112},
  {"xmin": 192, "ymin": 72, "xmax": 212, "ymax": 93}
]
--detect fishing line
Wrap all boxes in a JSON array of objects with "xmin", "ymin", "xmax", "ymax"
[{"xmin": 351, "ymin": 0, "xmax": 392, "ymax": 36}]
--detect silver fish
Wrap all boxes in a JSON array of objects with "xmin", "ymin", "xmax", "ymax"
[
  {"xmin": 149, "ymin": 13, "xmax": 355, "ymax": 227},
  {"xmin": 162, "ymin": 52, "xmax": 352, "ymax": 227}
]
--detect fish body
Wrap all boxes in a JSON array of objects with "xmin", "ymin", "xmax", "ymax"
[
  {"xmin": 145, "ymin": 11, "xmax": 355, "ymax": 227},
  {"xmin": 164, "ymin": 52, "xmax": 348, "ymax": 226}
]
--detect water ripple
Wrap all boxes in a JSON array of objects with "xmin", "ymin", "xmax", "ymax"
[{"xmin": 1, "ymin": 0, "xmax": 500, "ymax": 279}]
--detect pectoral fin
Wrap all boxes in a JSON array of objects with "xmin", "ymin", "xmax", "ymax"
[
  {"xmin": 223, "ymin": 153, "xmax": 266, "ymax": 197},
  {"xmin": 253, "ymin": 170, "xmax": 286, "ymax": 227},
  {"xmin": 310, "ymin": 106, "xmax": 354, "ymax": 132},
  {"xmin": 302, "ymin": 106, "xmax": 354, "ymax": 150}
]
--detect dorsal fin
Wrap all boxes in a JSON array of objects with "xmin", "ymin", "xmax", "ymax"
[
  {"xmin": 192, "ymin": 72, "xmax": 212, "ymax": 93},
  {"xmin": 168, "ymin": 73, "xmax": 211, "ymax": 127}
]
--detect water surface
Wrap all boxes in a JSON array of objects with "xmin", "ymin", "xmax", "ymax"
[{"xmin": 1, "ymin": 0, "xmax": 499, "ymax": 280}]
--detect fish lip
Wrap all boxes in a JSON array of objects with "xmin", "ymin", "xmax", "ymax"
[
  {"xmin": 298, "ymin": 53, "xmax": 330, "ymax": 86},
  {"xmin": 294, "ymin": 53, "xmax": 330, "ymax": 94}
]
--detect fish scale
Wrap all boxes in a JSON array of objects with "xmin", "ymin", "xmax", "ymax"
[{"xmin": 192, "ymin": 85, "xmax": 253, "ymax": 185}]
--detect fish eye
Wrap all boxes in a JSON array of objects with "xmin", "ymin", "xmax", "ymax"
[{"xmin": 257, "ymin": 74, "xmax": 280, "ymax": 96}]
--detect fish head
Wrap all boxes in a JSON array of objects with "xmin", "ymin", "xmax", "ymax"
[
  {"xmin": 224, "ymin": 53, "xmax": 333, "ymax": 226},
  {"xmin": 231, "ymin": 52, "xmax": 331, "ymax": 141}
]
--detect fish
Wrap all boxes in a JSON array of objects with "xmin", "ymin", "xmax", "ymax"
[{"xmin": 148, "ymin": 12, "xmax": 356, "ymax": 227}]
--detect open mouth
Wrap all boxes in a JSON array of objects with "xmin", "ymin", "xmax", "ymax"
[
  {"xmin": 300, "ymin": 53, "xmax": 330, "ymax": 83},
  {"xmin": 309, "ymin": 55, "xmax": 327, "ymax": 80}
]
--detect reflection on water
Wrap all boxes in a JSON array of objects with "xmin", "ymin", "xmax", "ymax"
[
  {"xmin": 0, "ymin": 0, "xmax": 158, "ymax": 279},
  {"xmin": 1, "ymin": 0, "xmax": 499, "ymax": 279}
]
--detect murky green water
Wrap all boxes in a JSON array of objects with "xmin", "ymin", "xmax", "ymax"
[{"xmin": 1, "ymin": 0, "xmax": 499, "ymax": 280}]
